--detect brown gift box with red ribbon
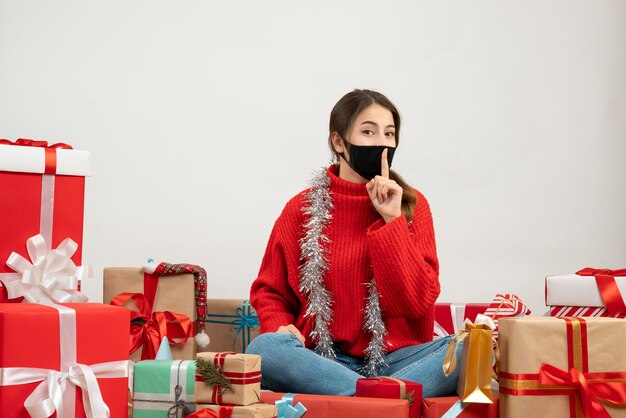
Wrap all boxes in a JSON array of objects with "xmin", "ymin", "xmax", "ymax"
[
  {"xmin": 356, "ymin": 377, "xmax": 421, "ymax": 418},
  {"xmin": 194, "ymin": 352, "xmax": 261, "ymax": 406},
  {"xmin": 498, "ymin": 316, "xmax": 626, "ymax": 418},
  {"xmin": 103, "ymin": 267, "xmax": 196, "ymax": 362},
  {"xmin": 194, "ymin": 403, "xmax": 276, "ymax": 418},
  {"xmin": 0, "ymin": 139, "xmax": 90, "ymax": 279}
]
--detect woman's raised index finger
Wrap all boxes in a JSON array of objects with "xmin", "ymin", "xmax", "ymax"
[{"xmin": 381, "ymin": 148, "xmax": 390, "ymax": 178}]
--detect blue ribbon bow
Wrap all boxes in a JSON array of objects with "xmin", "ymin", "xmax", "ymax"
[
  {"xmin": 275, "ymin": 393, "xmax": 307, "ymax": 418},
  {"xmin": 205, "ymin": 300, "xmax": 260, "ymax": 351}
]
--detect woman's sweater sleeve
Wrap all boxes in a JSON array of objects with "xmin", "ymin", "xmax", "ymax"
[
  {"xmin": 250, "ymin": 213, "xmax": 300, "ymax": 334},
  {"xmin": 366, "ymin": 190, "xmax": 440, "ymax": 318}
]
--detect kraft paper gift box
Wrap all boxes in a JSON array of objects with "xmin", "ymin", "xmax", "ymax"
[
  {"xmin": 355, "ymin": 377, "xmax": 422, "ymax": 418},
  {"xmin": 201, "ymin": 299, "xmax": 260, "ymax": 354},
  {"xmin": 194, "ymin": 352, "xmax": 261, "ymax": 406},
  {"xmin": 546, "ymin": 268, "xmax": 626, "ymax": 318},
  {"xmin": 422, "ymin": 393, "xmax": 499, "ymax": 418},
  {"xmin": 132, "ymin": 360, "xmax": 196, "ymax": 418},
  {"xmin": 103, "ymin": 266, "xmax": 196, "ymax": 361},
  {"xmin": 0, "ymin": 303, "xmax": 131, "ymax": 418},
  {"xmin": 0, "ymin": 139, "xmax": 90, "ymax": 288},
  {"xmin": 194, "ymin": 403, "xmax": 276, "ymax": 418},
  {"xmin": 260, "ymin": 392, "xmax": 409, "ymax": 418},
  {"xmin": 498, "ymin": 316, "xmax": 626, "ymax": 418}
]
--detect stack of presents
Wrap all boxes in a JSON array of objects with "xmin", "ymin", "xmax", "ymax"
[{"xmin": 1, "ymin": 138, "xmax": 625, "ymax": 417}]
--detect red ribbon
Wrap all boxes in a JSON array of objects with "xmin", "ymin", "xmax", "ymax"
[
  {"xmin": 539, "ymin": 363, "xmax": 626, "ymax": 418},
  {"xmin": 187, "ymin": 409, "xmax": 219, "ymax": 418},
  {"xmin": 577, "ymin": 268, "xmax": 626, "ymax": 316},
  {"xmin": 110, "ymin": 292, "xmax": 192, "ymax": 360},
  {"xmin": 185, "ymin": 406, "xmax": 235, "ymax": 418},
  {"xmin": 0, "ymin": 138, "xmax": 73, "ymax": 174}
]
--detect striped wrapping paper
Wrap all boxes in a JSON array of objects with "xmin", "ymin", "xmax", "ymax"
[
  {"xmin": 549, "ymin": 305, "xmax": 626, "ymax": 318},
  {"xmin": 483, "ymin": 294, "xmax": 531, "ymax": 339}
]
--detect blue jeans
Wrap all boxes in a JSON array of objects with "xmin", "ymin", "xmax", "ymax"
[{"xmin": 245, "ymin": 333, "xmax": 460, "ymax": 398}]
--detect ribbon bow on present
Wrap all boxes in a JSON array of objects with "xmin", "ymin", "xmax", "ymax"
[
  {"xmin": 186, "ymin": 411, "xmax": 218, "ymax": 418},
  {"xmin": 167, "ymin": 384, "xmax": 193, "ymax": 417},
  {"xmin": 3, "ymin": 234, "xmax": 90, "ymax": 304},
  {"xmin": 538, "ymin": 363, "xmax": 626, "ymax": 418},
  {"xmin": 275, "ymin": 393, "xmax": 307, "ymax": 418},
  {"xmin": 576, "ymin": 267, "xmax": 626, "ymax": 316},
  {"xmin": 0, "ymin": 138, "xmax": 73, "ymax": 149},
  {"xmin": 205, "ymin": 300, "xmax": 260, "ymax": 352},
  {"xmin": 110, "ymin": 292, "xmax": 193, "ymax": 360}
]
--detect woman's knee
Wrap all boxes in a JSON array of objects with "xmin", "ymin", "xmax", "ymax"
[{"xmin": 245, "ymin": 332, "xmax": 300, "ymax": 358}]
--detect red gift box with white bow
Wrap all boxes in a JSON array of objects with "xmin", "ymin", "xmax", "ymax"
[
  {"xmin": 0, "ymin": 139, "xmax": 90, "ymax": 282},
  {"xmin": 0, "ymin": 303, "xmax": 131, "ymax": 417}
]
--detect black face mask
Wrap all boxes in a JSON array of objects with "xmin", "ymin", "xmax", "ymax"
[{"xmin": 340, "ymin": 138, "xmax": 396, "ymax": 180}]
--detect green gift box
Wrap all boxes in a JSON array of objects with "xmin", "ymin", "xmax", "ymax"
[{"xmin": 132, "ymin": 360, "xmax": 196, "ymax": 418}]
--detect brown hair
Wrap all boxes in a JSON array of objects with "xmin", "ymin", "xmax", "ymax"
[{"xmin": 328, "ymin": 89, "xmax": 417, "ymax": 222}]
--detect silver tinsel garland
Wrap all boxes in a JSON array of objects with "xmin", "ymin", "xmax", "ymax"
[
  {"xmin": 298, "ymin": 167, "xmax": 388, "ymax": 376},
  {"xmin": 361, "ymin": 279, "xmax": 388, "ymax": 377},
  {"xmin": 299, "ymin": 168, "xmax": 336, "ymax": 359}
]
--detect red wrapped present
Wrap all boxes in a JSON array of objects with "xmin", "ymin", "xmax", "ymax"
[
  {"xmin": 356, "ymin": 377, "xmax": 421, "ymax": 418},
  {"xmin": 0, "ymin": 303, "xmax": 131, "ymax": 417},
  {"xmin": 434, "ymin": 303, "xmax": 490, "ymax": 339},
  {"xmin": 0, "ymin": 139, "xmax": 90, "ymax": 281},
  {"xmin": 422, "ymin": 393, "xmax": 499, "ymax": 418},
  {"xmin": 260, "ymin": 391, "xmax": 409, "ymax": 418}
]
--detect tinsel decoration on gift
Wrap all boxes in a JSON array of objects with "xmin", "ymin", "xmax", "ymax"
[
  {"xmin": 195, "ymin": 357, "xmax": 233, "ymax": 395},
  {"xmin": 299, "ymin": 167, "xmax": 388, "ymax": 376}
]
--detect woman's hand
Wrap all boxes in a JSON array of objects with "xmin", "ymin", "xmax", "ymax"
[
  {"xmin": 276, "ymin": 324, "xmax": 306, "ymax": 345},
  {"xmin": 366, "ymin": 148, "xmax": 402, "ymax": 223}
]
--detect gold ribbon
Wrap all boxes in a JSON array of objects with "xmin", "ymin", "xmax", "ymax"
[{"xmin": 380, "ymin": 377, "xmax": 406, "ymax": 398}]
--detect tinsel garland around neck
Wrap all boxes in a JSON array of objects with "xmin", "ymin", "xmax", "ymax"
[{"xmin": 298, "ymin": 167, "xmax": 388, "ymax": 377}]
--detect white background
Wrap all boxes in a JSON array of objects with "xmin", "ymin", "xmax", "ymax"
[{"xmin": 1, "ymin": 1, "xmax": 624, "ymax": 315}]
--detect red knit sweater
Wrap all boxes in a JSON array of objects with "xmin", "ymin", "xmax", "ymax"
[{"xmin": 250, "ymin": 165, "xmax": 440, "ymax": 358}]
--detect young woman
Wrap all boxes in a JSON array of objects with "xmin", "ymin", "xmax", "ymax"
[{"xmin": 246, "ymin": 89, "xmax": 459, "ymax": 397}]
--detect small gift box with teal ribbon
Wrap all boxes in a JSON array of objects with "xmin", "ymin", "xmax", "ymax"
[
  {"xmin": 202, "ymin": 299, "xmax": 260, "ymax": 353},
  {"xmin": 133, "ymin": 360, "xmax": 196, "ymax": 418}
]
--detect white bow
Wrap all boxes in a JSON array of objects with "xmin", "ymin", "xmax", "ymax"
[{"xmin": 4, "ymin": 234, "xmax": 90, "ymax": 304}]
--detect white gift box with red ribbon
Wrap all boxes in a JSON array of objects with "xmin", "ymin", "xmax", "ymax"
[{"xmin": 545, "ymin": 268, "xmax": 626, "ymax": 314}]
